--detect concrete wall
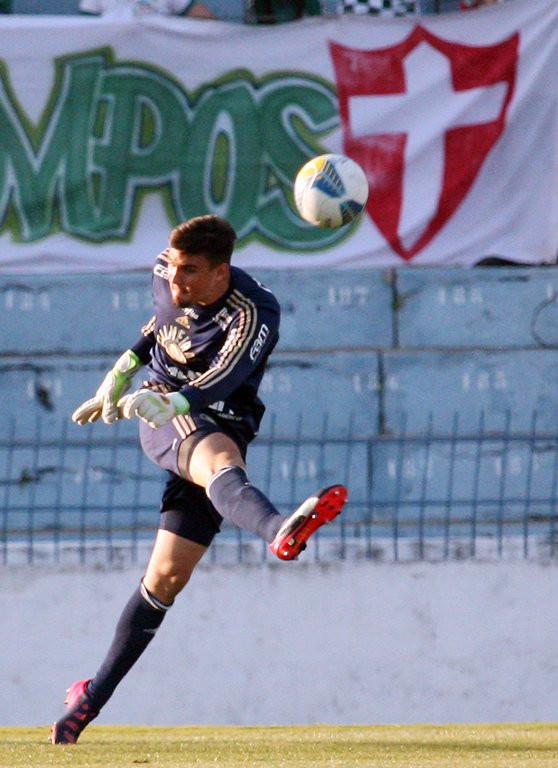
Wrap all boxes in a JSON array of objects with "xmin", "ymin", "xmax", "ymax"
[{"xmin": 3, "ymin": 559, "xmax": 558, "ymax": 727}]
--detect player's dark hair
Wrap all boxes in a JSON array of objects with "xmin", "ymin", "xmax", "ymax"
[{"xmin": 170, "ymin": 215, "xmax": 237, "ymax": 265}]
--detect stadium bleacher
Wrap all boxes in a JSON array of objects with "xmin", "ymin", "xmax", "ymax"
[
  {"xmin": 3, "ymin": 266, "xmax": 557, "ymax": 436},
  {"xmin": 0, "ymin": 0, "xmax": 552, "ymax": 564},
  {"xmin": 2, "ymin": 264, "xmax": 558, "ymax": 563},
  {"xmin": 7, "ymin": 0, "xmax": 491, "ymax": 17}
]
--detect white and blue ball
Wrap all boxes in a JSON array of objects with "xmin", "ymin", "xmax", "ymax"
[{"xmin": 294, "ymin": 153, "xmax": 369, "ymax": 228}]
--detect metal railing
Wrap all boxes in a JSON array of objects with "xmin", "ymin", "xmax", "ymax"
[{"xmin": 1, "ymin": 411, "xmax": 557, "ymax": 565}]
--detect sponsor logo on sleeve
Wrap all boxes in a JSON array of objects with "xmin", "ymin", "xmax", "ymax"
[{"xmin": 250, "ymin": 324, "xmax": 270, "ymax": 361}]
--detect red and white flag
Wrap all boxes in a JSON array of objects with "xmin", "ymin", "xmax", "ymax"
[{"xmin": 322, "ymin": 0, "xmax": 558, "ymax": 266}]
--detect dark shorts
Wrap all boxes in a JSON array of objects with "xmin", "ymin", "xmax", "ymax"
[
  {"xmin": 159, "ymin": 472, "xmax": 223, "ymax": 547},
  {"xmin": 139, "ymin": 408, "xmax": 253, "ymax": 547}
]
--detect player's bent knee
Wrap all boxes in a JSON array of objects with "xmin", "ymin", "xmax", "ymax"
[
  {"xmin": 185, "ymin": 432, "xmax": 245, "ymax": 487},
  {"xmin": 144, "ymin": 562, "xmax": 195, "ymax": 602}
]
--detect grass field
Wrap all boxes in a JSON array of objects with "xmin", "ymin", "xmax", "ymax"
[{"xmin": 1, "ymin": 723, "xmax": 558, "ymax": 768}]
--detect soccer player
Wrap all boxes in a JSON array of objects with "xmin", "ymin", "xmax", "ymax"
[{"xmin": 49, "ymin": 214, "xmax": 347, "ymax": 744}]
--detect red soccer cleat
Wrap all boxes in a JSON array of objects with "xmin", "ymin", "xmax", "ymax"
[
  {"xmin": 49, "ymin": 679, "xmax": 98, "ymax": 745},
  {"xmin": 269, "ymin": 484, "xmax": 347, "ymax": 560}
]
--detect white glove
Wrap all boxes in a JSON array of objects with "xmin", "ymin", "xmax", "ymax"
[
  {"xmin": 119, "ymin": 389, "xmax": 190, "ymax": 428},
  {"xmin": 72, "ymin": 350, "xmax": 143, "ymax": 425}
]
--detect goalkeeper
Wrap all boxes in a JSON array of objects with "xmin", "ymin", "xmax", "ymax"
[{"xmin": 50, "ymin": 214, "xmax": 347, "ymax": 745}]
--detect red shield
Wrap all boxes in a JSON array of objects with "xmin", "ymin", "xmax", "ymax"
[{"xmin": 330, "ymin": 26, "xmax": 518, "ymax": 261}]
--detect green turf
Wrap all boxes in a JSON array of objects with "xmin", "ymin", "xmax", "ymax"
[{"xmin": 1, "ymin": 724, "xmax": 558, "ymax": 768}]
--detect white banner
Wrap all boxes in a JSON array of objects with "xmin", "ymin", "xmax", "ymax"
[{"xmin": 0, "ymin": 0, "xmax": 557, "ymax": 272}]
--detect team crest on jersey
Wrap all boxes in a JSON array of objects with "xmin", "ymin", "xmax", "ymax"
[
  {"xmin": 157, "ymin": 324, "xmax": 195, "ymax": 363},
  {"xmin": 175, "ymin": 315, "xmax": 191, "ymax": 329},
  {"xmin": 330, "ymin": 26, "xmax": 518, "ymax": 260}
]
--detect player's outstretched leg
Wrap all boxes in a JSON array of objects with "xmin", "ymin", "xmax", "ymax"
[
  {"xmin": 49, "ymin": 580, "xmax": 170, "ymax": 745},
  {"xmin": 269, "ymin": 484, "xmax": 347, "ymax": 560},
  {"xmin": 49, "ymin": 679, "xmax": 98, "ymax": 744}
]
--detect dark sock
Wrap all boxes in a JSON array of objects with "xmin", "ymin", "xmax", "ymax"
[
  {"xmin": 206, "ymin": 466, "xmax": 282, "ymax": 542},
  {"xmin": 87, "ymin": 581, "xmax": 171, "ymax": 710}
]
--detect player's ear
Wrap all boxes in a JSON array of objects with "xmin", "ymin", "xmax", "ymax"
[{"xmin": 215, "ymin": 262, "xmax": 230, "ymax": 280}]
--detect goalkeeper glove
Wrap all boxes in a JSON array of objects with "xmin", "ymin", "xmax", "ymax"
[
  {"xmin": 72, "ymin": 350, "xmax": 143, "ymax": 425},
  {"xmin": 119, "ymin": 389, "xmax": 190, "ymax": 428}
]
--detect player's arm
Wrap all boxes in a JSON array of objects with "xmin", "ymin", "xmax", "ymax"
[
  {"xmin": 72, "ymin": 321, "xmax": 155, "ymax": 425},
  {"xmin": 78, "ymin": 0, "xmax": 101, "ymax": 14},
  {"xmin": 175, "ymin": 0, "xmax": 215, "ymax": 17},
  {"xmin": 120, "ymin": 303, "xmax": 279, "ymax": 428}
]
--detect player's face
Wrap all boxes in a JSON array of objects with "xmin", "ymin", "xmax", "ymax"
[{"xmin": 167, "ymin": 249, "xmax": 230, "ymax": 308}]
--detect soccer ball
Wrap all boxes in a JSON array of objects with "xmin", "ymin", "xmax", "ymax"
[{"xmin": 294, "ymin": 153, "xmax": 369, "ymax": 228}]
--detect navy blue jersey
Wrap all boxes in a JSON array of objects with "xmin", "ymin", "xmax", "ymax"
[{"xmin": 131, "ymin": 249, "xmax": 280, "ymax": 428}]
